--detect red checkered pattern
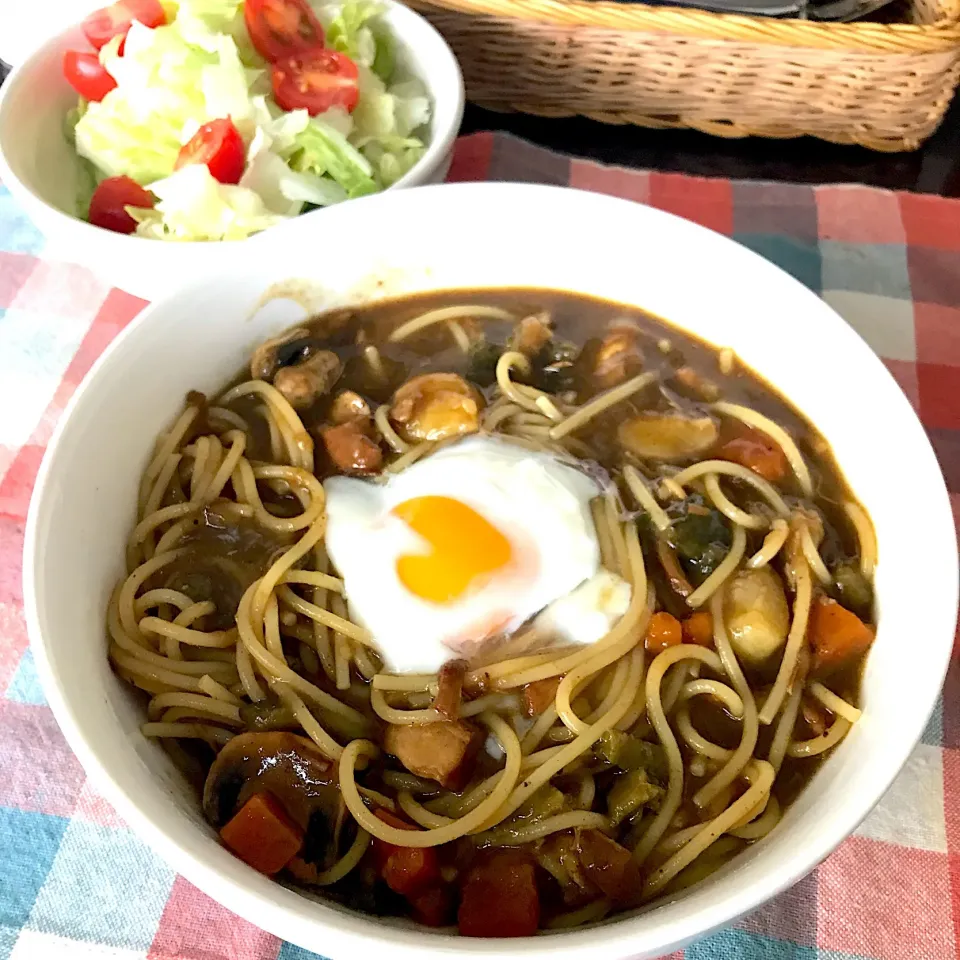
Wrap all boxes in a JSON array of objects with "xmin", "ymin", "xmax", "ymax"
[{"xmin": 1, "ymin": 131, "xmax": 959, "ymax": 960}]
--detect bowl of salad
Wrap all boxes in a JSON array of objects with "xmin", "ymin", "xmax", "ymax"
[{"xmin": 0, "ymin": 0, "xmax": 463, "ymax": 298}]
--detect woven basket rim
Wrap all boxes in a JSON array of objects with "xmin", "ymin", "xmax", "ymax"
[{"xmin": 413, "ymin": 0, "xmax": 960, "ymax": 50}]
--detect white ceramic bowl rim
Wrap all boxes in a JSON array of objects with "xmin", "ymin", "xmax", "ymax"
[{"xmin": 24, "ymin": 182, "xmax": 959, "ymax": 960}]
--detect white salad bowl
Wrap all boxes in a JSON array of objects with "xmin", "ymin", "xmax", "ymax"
[
  {"xmin": 0, "ymin": 2, "xmax": 464, "ymax": 301},
  {"xmin": 25, "ymin": 182, "xmax": 958, "ymax": 960}
]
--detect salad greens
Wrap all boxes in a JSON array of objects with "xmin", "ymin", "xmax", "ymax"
[{"xmin": 70, "ymin": 0, "xmax": 431, "ymax": 240}]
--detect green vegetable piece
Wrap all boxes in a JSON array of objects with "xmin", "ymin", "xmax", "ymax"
[
  {"xmin": 595, "ymin": 730, "xmax": 668, "ymax": 781},
  {"xmin": 666, "ymin": 493, "xmax": 733, "ymax": 581},
  {"xmin": 831, "ymin": 560, "xmax": 874, "ymax": 620},
  {"xmin": 467, "ymin": 340, "xmax": 503, "ymax": 387},
  {"xmin": 607, "ymin": 769, "xmax": 662, "ymax": 826},
  {"xmin": 239, "ymin": 701, "xmax": 297, "ymax": 732},
  {"xmin": 514, "ymin": 785, "xmax": 566, "ymax": 822}
]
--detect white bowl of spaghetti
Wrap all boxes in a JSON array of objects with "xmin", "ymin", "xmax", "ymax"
[{"xmin": 24, "ymin": 182, "xmax": 958, "ymax": 959}]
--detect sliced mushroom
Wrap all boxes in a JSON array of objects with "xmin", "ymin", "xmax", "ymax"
[
  {"xmin": 250, "ymin": 327, "xmax": 314, "ymax": 382},
  {"xmin": 594, "ymin": 320, "xmax": 644, "ymax": 390},
  {"xmin": 274, "ymin": 350, "xmax": 342, "ymax": 410},
  {"xmin": 328, "ymin": 390, "xmax": 371, "ymax": 424},
  {"xmin": 389, "ymin": 373, "xmax": 484, "ymax": 442},
  {"xmin": 618, "ymin": 413, "xmax": 719, "ymax": 461},
  {"xmin": 723, "ymin": 566, "xmax": 790, "ymax": 665},
  {"xmin": 507, "ymin": 311, "xmax": 553, "ymax": 357},
  {"xmin": 203, "ymin": 731, "xmax": 340, "ymax": 830}
]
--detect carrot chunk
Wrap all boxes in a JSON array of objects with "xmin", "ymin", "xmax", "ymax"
[
  {"xmin": 808, "ymin": 595, "xmax": 874, "ymax": 676},
  {"xmin": 716, "ymin": 424, "xmax": 787, "ymax": 482},
  {"xmin": 644, "ymin": 611, "xmax": 683, "ymax": 655},
  {"xmin": 682, "ymin": 611, "xmax": 714, "ymax": 646},
  {"xmin": 372, "ymin": 808, "xmax": 441, "ymax": 897},
  {"xmin": 219, "ymin": 792, "xmax": 304, "ymax": 875},
  {"xmin": 458, "ymin": 850, "xmax": 540, "ymax": 937},
  {"xmin": 410, "ymin": 883, "xmax": 456, "ymax": 926}
]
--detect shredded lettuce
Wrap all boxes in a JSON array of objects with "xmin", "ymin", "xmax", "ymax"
[
  {"xmin": 133, "ymin": 164, "xmax": 287, "ymax": 239},
  {"xmin": 292, "ymin": 119, "xmax": 377, "ymax": 198},
  {"xmin": 71, "ymin": 0, "xmax": 431, "ymax": 240},
  {"xmin": 324, "ymin": 0, "xmax": 379, "ymax": 67}
]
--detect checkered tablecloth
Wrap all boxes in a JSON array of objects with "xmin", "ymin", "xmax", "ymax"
[{"xmin": 1, "ymin": 130, "xmax": 959, "ymax": 960}]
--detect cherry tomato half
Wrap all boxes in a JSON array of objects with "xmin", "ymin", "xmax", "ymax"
[
  {"xmin": 82, "ymin": 0, "xmax": 166, "ymax": 51},
  {"xmin": 271, "ymin": 51, "xmax": 360, "ymax": 116},
  {"xmin": 88, "ymin": 176, "xmax": 155, "ymax": 234},
  {"xmin": 244, "ymin": 0, "xmax": 325, "ymax": 63},
  {"xmin": 175, "ymin": 119, "xmax": 246, "ymax": 185},
  {"xmin": 63, "ymin": 51, "xmax": 118, "ymax": 102}
]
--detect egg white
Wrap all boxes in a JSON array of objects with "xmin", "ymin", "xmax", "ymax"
[{"xmin": 323, "ymin": 436, "xmax": 606, "ymax": 673}]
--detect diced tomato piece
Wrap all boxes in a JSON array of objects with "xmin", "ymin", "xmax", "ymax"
[
  {"xmin": 715, "ymin": 424, "xmax": 787, "ymax": 483},
  {"xmin": 808, "ymin": 595, "xmax": 874, "ymax": 676},
  {"xmin": 458, "ymin": 850, "xmax": 540, "ymax": 938},
  {"xmin": 244, "ymin": 0, "xmax": 325, "ymax": 62},
  {"xmin": 271, "ymin": 51, "xmax": 360, "ymax": 115},
  {"xmin": 372, "ymin": 808, "xmax": 441, "ymax": 897},
  {"xmin": 409, "ymin": 883, "xmax": 456, "ymax": 927},
  {"xmin": 175, "ymin": 119, "xmax": 246, "ymax": 185},
  {"xmin": 219, "ymin": 792, "xmax": 304, "ymax": 875},
  {"xmin": 88, "ymin": 176, "xmax": 155, "ymax": 234},
  {"xmin": 62, "ymin": 51, "xmax": 117, "ymax": 102},
  {"xmin": 644, "ymin": 611, "xmax": 683, "ymax": 656},
  {"xmin": 82, "ymin": 0, "xmax": 166, "ymax": 50}
]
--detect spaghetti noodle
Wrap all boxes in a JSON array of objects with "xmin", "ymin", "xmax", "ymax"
[{"xmin": 108, "ymin": 290, "xmax": 876, "ymax": 935}]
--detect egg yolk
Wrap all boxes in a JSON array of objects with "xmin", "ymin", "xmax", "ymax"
[{"xmin": 392, "ymin": 496, "xmax": 513, "ymax": 603}]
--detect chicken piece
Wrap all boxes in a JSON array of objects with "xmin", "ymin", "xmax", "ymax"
[
  {"xmin": 274, "ymin": 350, "xmax": 342, "ymax": 409},
  {"xmin": 384, "ymin": 719, "xmax": 483, "ymax": 789},
  {"xmin": 320, "ymin": 420, "xmax": 382, "ymax": 475},
  {"xmin": 433, "ymin": 659, "xmax": 467, "ymax": 720},
  {"xmin": 390, "ymin": 373, "xmax": 484, "ymax": 442},
  {"xmin": 522, "ymin": 676, "xmax": 561, "ymax": 717},
  {"xmin": 594, "ymin": 320, "xmax": 644, "ymax": 390},
  {"xmin": 507, "ymin": 311, "xmax": 553, "ymax": 357}
]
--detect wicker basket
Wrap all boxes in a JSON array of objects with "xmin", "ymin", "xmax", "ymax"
[{"xmin": 409, "ymin": 0, "xmax": 960, "ymax": 150}]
